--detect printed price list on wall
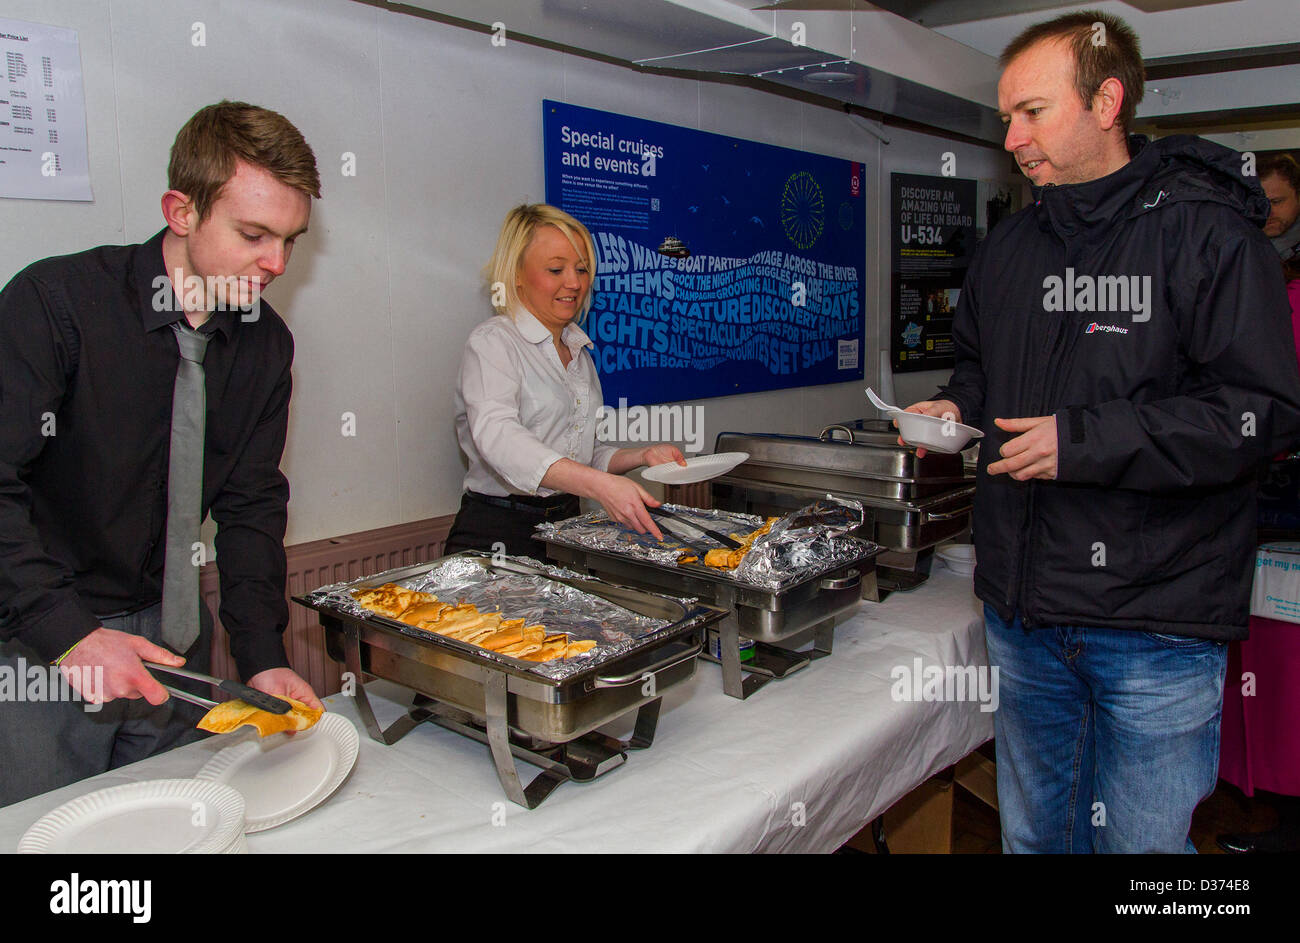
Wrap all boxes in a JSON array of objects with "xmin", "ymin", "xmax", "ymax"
[{"xmin": 0, "ymin": 17, "xmax": 91, "ymax": 201}]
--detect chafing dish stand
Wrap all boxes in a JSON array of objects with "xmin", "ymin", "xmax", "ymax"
[
  {"xmin": 296, "ymin": 553, "xmax": 726, "ymax": 808},
  {"xmin": 712, "ymin": 422, "xmax": 975, "ymax": 602},
  {"xmin": 542, "ymin": 540, "xmax": 878, "ymax": 700}
]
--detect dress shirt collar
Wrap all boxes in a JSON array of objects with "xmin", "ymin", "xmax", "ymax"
[
  {"xmin": 509, "ymin": 306, "xmax": 593, "ymax": 351},
  {"xmin": 135, "ymin": 228, "xmax": 235, "ymax": 340}
]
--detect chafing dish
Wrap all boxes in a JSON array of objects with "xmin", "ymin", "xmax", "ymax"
[
  {"xmin": 294, "ymin": 552, "xmax": 727, "ymax": 808},
  {"xmin": 711, "ymin": 421, "xmax": 975, "ymax": 599},
  {"xmin": 539, "ymin": 513, "xmax": 882, "ymax": 700}
]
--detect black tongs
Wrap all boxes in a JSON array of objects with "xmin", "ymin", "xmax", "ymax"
[
  {"xmin": 648, "ymin": 507, "xmax": 743, "ymax": 550},
  {"xmin": 144, "ymin": 662, "xmax": 291, "ymax": 714}
]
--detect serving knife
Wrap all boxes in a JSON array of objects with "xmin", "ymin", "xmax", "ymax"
[
  {"xmin": 144, "ymin": 662, "xmax": 292, "ymax": 714},
  {"xmin": 648, "ymin": 507, "xmax": 743, "ymax": 550}
]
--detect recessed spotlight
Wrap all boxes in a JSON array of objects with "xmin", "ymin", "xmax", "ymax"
[{"xmin": 805, "ymin": 71, "xmax": 854, "ymax": 85}]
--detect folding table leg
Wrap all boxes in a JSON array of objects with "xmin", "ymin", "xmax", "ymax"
[{"xmin": 872, "ymin": 815, "xmax": 890, "ymax": 854}]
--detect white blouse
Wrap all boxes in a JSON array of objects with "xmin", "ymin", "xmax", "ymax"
[{"xmin": 454, "ymin": 307, "xmax": 619, "ymax": 497}]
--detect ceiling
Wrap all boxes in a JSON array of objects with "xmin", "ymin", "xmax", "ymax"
[{"xmin": 376, "ymin": 0, "xmax": 1300, "ymax": 150}]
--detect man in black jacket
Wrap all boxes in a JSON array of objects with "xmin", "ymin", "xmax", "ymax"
[
  {"xmin": 904, "ymin": 12, "xmax": 1300, "ymax": 851},
  {"xmin": 0, "ymin": 102, "xmax": 323, "ymax": 806}
]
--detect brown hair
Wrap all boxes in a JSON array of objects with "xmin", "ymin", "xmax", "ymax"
[
  {"xmin": 1262, "ymin": 154, "xmax": 1300, "ymax": 195},
  {"xmin": 1000, "ymin": 11, "xmax": 1145, "ymax": 134},
  {"xmin": 168, "ymin": 101, "xmax": 321, "ymax": 221},
  {"xmin": 1284, "ymin": 258, "xmax": 1300, "ymax": 283}
]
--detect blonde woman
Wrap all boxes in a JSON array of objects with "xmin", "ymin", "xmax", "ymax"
[{"xmin": 445, "ymin": 204, "xmax": 685, "ymax": 557}]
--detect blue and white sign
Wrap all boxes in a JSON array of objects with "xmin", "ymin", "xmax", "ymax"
[{"xmin": 543, "ymin": 100, "xmax": 865, "ymax": 406}]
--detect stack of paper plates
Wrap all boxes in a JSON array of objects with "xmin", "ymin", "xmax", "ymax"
[
  {"xmin": 18, "ymin": 779, "xmax": 247, "ymax": 854},
  {"xmin": 936, "ymin": 543, "xmax": 976, "ymax": 576},
  {"xmin": 18, "ymin": 713, "xmax": 359, "ymax": 852}
]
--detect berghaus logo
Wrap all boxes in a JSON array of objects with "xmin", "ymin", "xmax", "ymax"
[{"xmin": 1085, "ymin": 322, "xmax": 1129, "ymax": 335}]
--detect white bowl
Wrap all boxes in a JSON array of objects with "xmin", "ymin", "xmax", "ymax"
[
  {"xmin": 890, "ymin": 410, "xmax": 983, "ymax": 454},
  {"xmin": 935, "ymin": 543, "xmax": 976, "ymax": 576}
]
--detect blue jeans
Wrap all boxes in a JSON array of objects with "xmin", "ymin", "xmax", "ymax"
[{"xmin": 983, "ymin": 605, "xmax": 1228, "ymax": 853}]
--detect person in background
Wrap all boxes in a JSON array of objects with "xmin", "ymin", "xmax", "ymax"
[
  {"xmin": 1261, "ymin": 154, "xmax": 1300, "ymax": 263},
  {"xmin": 445, "ymin": 204, "xmax": 686, "ymax": 559},
  {"xmin": 1217, "ymin": 250, "xmax": 1300, "ymax": 853},
  {"xmin": 0, "ymin": 101, "xmax": 323, "ymax": 807},
  {"xmin": 901, "ymin": 11, "xmax": 1300, "ymax": 852}
]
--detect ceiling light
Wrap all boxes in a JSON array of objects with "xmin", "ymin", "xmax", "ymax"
[{"xmin": 805, "ymin": 70, "xmax": 855, "ymax": 84}]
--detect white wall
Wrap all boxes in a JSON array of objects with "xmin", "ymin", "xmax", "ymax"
[{"xmin": 1, "ymin": 0, "xmax": 1019, "ymax": 544}]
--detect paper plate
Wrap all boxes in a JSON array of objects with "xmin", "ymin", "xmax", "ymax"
[
  {"xmin": 196, "ymin": 712, "xmax": 358, "ymax": 832},
  {"xmin": 642, "ymin": 452, "xmax": 750, "ymax": 485},
  {"xmin": 18, "ymin": 779, "xmax": 246, "ymax": 854}
]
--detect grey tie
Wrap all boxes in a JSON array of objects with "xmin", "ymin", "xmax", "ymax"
[{"xmin": 161, "ymin": 322, "xmax": 211, "ymax": 651}]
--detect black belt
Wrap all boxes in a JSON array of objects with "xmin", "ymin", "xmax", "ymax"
[
  {"xmin": 465, "ymin": 490, "xmax": 578, "ymax": 520},
  {"xmin": 95, "ymin": 600, "xmax": 163, "ymax": 621}
]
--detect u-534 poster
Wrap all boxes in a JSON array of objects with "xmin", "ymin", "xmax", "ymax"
[
  {"xmin": 543, "ymin": 100, "xmax": 866, "ymax": 407},
  {"xmin": 890, "ymin": 172, "xmax": 977, "ymax": 373}
]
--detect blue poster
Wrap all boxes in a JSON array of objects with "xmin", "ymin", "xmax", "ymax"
[{"xmin": 543, "ymin": 100, "xmax": 865, "ymax": 407}]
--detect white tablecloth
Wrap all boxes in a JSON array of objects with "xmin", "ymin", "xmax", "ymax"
[{"xmin": 1, "ymin": 569, "xmax": 991, "ymax": 853}]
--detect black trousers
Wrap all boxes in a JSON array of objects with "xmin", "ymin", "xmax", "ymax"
[
  {"xmin": 0, "ymin": 600, "xmax": 214, "ymax": 808},
  {"xmin": 443, "ymin": 491, "xmax": 580, "ymax": 561}
]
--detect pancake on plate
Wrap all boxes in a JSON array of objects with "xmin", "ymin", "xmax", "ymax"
[{"xmin": 197, "ymin": 695, "xmax": 324, "ymax": 737}]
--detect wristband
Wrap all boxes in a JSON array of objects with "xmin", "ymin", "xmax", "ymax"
[{"xmin": 52, "ymin": 637, "xmax": 86, "ymax": 666}]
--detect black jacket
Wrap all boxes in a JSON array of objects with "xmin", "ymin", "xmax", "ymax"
[
  {"xmin": 939, "ymin": 135, "xmax": 1300, "ymax": 640},
  {"xmin": 0, "ymin": 231, "xmax": 294, "ymax": 679}
]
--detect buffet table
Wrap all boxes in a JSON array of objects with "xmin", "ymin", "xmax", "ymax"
[{"xmin": 1, "ymin": 569, "xmax": 991, "ymax": 853}]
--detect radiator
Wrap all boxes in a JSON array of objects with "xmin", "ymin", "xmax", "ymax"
[
  {"xmin": 665, "ymin": 481, "xmax": 711, "ymax": 509},
  {"xmin": 200, "ymin": 515, "xmax": 454, "ymax": 696}
]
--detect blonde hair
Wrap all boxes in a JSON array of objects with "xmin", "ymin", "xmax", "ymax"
[
  {"xmin": 169, "ymin": 101, "xmax": 321, "ymax": 221},
  {"xmin": 484, "ymin": 204, "xmax": 597, "ymax": 320}
]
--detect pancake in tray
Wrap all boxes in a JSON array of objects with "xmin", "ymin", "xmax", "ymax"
[
  {"xmin": 350, "ymin": 583, "xmax": 595, "ymax": 663},
  {"xmin": 675, "ymin": 517, "xmax": 777, "ymax": 570}
]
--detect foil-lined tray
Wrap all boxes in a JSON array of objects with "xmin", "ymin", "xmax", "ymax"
[
  {"xmin": 536, "ymin": 497, "xmax": 879, "ymax": 591},
  {"xmin": 300, "ymin": 554, "xmax": 698, "ymax": 682}
]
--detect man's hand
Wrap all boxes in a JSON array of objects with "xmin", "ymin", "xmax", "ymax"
[
  {"xmin": 57, "ymin": 627, "xmax": 184, "ymax": 705},
  {"xmin": 247, "ymin": 667, "xmax": 323, "ymax": 712},
  {"xmin": 640, "ymin": 443, "xmax": 687, "ymax": 468},
  {"xmin": 590, "ymin": 472, "xmax": 664, "ymax": 539},
  {"xmin": 896, "ymin": 399, "xmax": 961, "ymax": 458},
  {"xmin": 987, "ymin": 415, "xmax": 1058, "ymax": 481}
]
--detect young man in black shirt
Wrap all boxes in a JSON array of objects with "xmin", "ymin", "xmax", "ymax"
[{"xmin": 0, "ymin": 101, "xmax": 323, "ymax": 805}]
